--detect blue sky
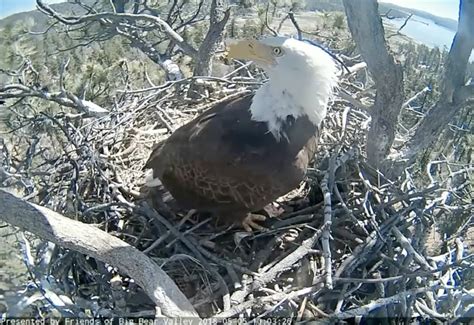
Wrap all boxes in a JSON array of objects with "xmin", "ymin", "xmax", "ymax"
[
  {"xmin": 380, "ymin": 0, "xmax": 459, "ymax": 20},
  {"xmin": 0, "ymin": 0, "xmax": 460, "ymax": 20},
  {"xmin": 0, "ymin": 0, "xmax": 62, "ymax": 18}
]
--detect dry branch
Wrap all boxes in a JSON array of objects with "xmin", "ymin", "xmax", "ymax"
[
  {"xmin": 394, "ymin": 0, "xmax": 474, "ymax": 168},
  {"xmin": 0, "ymin": 189, "xmax": 198, "ymax": 318},
  {"xmin": 387, "ymin": 13, "xmax": 414, "ymax": 38},
  {"xmin": 0, "ymin": 84, "xmax": 108, "ymax": 117},
  {"xmin": 320, "ymin": 161, "xmax": 334, "ymax": 289},
  {"xmin": 288, "ymin": 10, "xmax": 302, "ymax": 40},
  {"xmin": 0, "ymin": 40, "xmax": 471, "ymax": 319},
  {"xmin": 36, "ymin": 0, "xmax": 198, "ymax": 58},
  {"xmin": 328, "ymin": 283, "xmax": 446, "ymax": 320},
  {"xmin": 35, "ymin": 0, "xmax": 230, "ymax": 79}
]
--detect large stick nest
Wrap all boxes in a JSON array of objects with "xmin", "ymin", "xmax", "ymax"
[{"xmin": 0, "ymin": 73, "xmax": 472, "ymax": 320}]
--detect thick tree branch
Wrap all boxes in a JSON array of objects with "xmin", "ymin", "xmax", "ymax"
[
  {"xmin": 392, "ymin": 0, "xmax": 474, "ymax": 167},
  {"xmin": 0, "ymin": 189, "xmax": 198, "ymax": 318},
  {"xmin": 443, "ymin": 0, "xmax": 474, "ymax": 101},
  {"xmin": 343, "ymin": 0, "xmax": 404, "ymax": 169},
  {"xmin": 116, "ymin": 29, "xmax": 183, "ymax": 81}
]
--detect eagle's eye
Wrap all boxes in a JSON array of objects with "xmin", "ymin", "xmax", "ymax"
[{"xmin": 272, "ymin": 47, "xmax": 284, "ymax": 57}]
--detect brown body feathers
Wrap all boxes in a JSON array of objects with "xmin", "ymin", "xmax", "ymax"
[{"xmin": 144, "ymin": 93, "xmax": 319, "ymax": 226}]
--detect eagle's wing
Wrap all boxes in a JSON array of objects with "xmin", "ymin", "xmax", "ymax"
[{"xmin": 145, "ymin": 94, "xmax": 316, "ymax": 212}]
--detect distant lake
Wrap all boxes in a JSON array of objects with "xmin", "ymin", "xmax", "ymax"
[
  {"xmin": 385, "ymin": 15, "xmax": 455, "ymax": 49},
  {"xmin": 384, "ymin": 15, "xmax": 474, "ymax": 61}
]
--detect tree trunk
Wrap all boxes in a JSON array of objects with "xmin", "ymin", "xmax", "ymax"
[
  {"xmin": 192, "ymin": 0, "xmax": 230, "ymax": 77},
  {"xmin": 112, "ymin": 0, "xmax": 129, "ymax": 13},
  {"xmin": 391, "ymin": 0, "xmax": 474, "ymax": 172},
  {"xmin": 342, "ymin": 0, "xmax": 404, "ymax": 170},
  {"xmin": 188, "ymin": 0, "xmax": 230, "ymax": 98}
]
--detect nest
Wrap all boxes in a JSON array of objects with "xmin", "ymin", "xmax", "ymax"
[{"xmin": 0, "ymin": 75, "xmax": 472, "ymax": 321}]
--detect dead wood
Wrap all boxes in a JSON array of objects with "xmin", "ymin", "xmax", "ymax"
[
  {"xmin": 0, "ymin": 16, "xmax": 472, "ymax": 318},
  {"xmin": 342, "ymin": 0, "xmax": 404, "ymax": 170},
  {"xmin": 0, "ymin": 189, "xmax": 198, "ymax": 318},
  {"xmin": 36, "ymin": 0, "xmax": 230, "ymax": 81},
  {"xmin": 342, "ymin": 0, "xmax": 473, "ymax": 180},
  {"xmin": 394, "ymin": 0, "xmax": 474, "ymax": 169}
]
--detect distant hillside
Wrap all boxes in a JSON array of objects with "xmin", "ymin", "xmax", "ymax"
[
  {"xmin": 0, "ymin": 1, "xmax": 89, "ymax": 30},
  {"xmin": 303, "ymin": 0, "xmax": 344, "ymax": 12},
  {"xmin": 1, "ymin": 0, "xmax": 458, "ymax": 33},
  {"xmin": 304, "ymin": 1, "xmax": 458, "ymax": 32},
  {"xmin": 378, "ymin": 2, "xmax": 458, "ymax": 31}
]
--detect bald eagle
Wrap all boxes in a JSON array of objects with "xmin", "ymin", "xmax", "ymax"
[{"xmin": 144, "ymin": 36, "xmax": 339, "ymax": 231}]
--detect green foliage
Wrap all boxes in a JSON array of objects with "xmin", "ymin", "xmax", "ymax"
[
  {"xmin": 0, "ymin": 20, "xmax": 37, "ymax": 73},
  {"xmin": 238, "ymin": 0, "xmax": 254, "ymax": 9},
  {"xmin": 291, "ymin": 0, "xmax": 306, "ymax": 11},
  {"xmin": 332, "ymin": 13, "xmax": 345, "ymax": 29},
  {"xmin": 183, "ymin": 22, "xmax": 208, "ymax": 50},
  {"xmin": 0, "ymin": 17, "xmax": 166, "ymax": 118},
  {"xmin": 235, "ymin": 19, "xmax": 263, "ymax": 38},
  {"xmin": 400, "ymin": 42, "xmax": 445, "ymax": 106}
]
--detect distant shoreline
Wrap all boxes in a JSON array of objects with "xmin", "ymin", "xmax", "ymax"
[{"xmin": 378, "ymin": 2, "xmax": 457, "ymax": 32}]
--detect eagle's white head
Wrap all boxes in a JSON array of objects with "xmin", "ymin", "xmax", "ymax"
[{"xmin": 226, "ymin": 36, "xmax": 339, "ymax": 140}]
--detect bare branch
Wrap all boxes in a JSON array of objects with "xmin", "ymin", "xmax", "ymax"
[
  {"xmin": 0, "ymin": 84, "xmax": 109, "ymax": 118},
  {"xmin": 288, "ymin": 10, "xmax": 302, "ymax": 40},
  {"xmin": 115, "ymin": 28, "xmax": 183, "ymax": 80},
  {"xmin": 320, "ymin": 163, "xmax": 334, "ymax": 289},
  {"xmin": 276, "ymin": 13, "xmax": 289, "ymax": 34},
  {"xmin": 387, "ymin": 13, "xmax": 413, "ymax": 38},
  {"xmin": 36, "ymin": 0, "xmax": 199, "ymax": 58},
  {"xmin": 264, "ymin": 2, "xmax": 278, "ymax": 36},
  {"xmin": 402, "ymin": 86, "xmax": 431, "ymax": 109},
  {"xmin": 328, "ymin": 283, "xmax": 445, "ymax": 320},
  {"xmin": 392, "ymin": 0, "xmax": 474, "ymax": 168},
  {"xmin": 380, "ymin": 9, "xmax": 395, "ymax": 19},
  {"xmin": 0, "ymin": 189, "xmax": 198, "ymax": 318}
]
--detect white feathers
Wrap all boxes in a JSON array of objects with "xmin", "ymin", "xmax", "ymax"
[
  {"xmin": 249, "ymin": 37, "xmax": 339, "ymax": 140},
  {"xmin": 144, "ymin": 169, "xmax": 162, "ymax": 187}
]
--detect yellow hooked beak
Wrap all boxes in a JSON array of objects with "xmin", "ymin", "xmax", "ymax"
[{"xmin": 224, "ymin": 39, "xmax": 275, "ymax": 65}]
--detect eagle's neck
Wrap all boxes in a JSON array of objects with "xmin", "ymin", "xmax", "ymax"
[{"xmin": 249, "ymin": 66, "xmax": 337, "ymax": 141}]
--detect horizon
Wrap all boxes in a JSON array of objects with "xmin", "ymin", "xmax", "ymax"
[
  {"xmin": 379, "ymin": 0, "xmax": 459, "ymax": 21},
  {"xmin": 0, "ymin": 0, "xmax": 461, "ymax": 20},
  {"xmin": 0, "ymin": 0, "xmax": 63, "ymax": 18}
]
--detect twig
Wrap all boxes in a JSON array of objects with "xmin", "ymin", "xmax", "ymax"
[
  {"xmin": 288, "ymin": 10, "xmax": 302, "ymax": 40},
  {"xmin": 231, "ymin": 223, "xmax": 328, "ymax": 304},
  {"xmin": 388, "ymin": 14, "xmax": 414, "ymax": 38},
  {"xmin": 328, "ymin": 283, "xmax": 445, "ymax": 320},
  {"xmin": 320, "ymin": 161, "xmax": 334, "ymax": 289},
  {"xmin": 139, "ymin": 202, "xmax": 231, "ymax": 311},
  {"xmin": 216, "ymin": 284, "xmax": 323, "ymax": 319},
  {"xmin": 392, "ymin": 227, "xmax": 435, "ymax": 271},
  {"xmin": 264, "ymin": 2, "xmax": 278, "ymax": 36},
  {"xmin": 0, "ymin": 189, "xmax": 198, "ymax": 318}
]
